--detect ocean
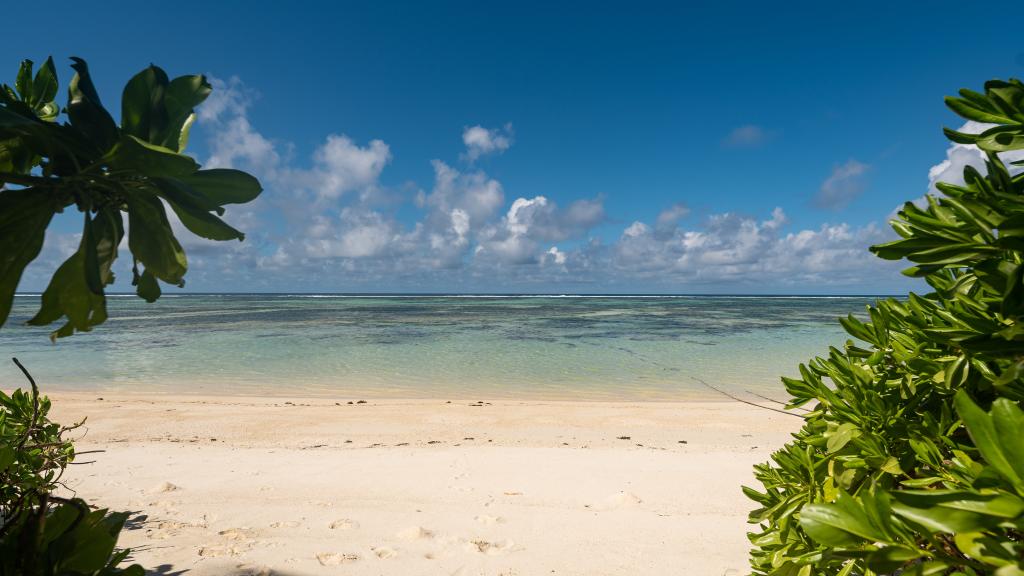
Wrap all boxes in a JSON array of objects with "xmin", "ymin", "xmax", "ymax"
[{"xmin": 0, "ymin": 294, "xmax": 881, "ymax": 400}]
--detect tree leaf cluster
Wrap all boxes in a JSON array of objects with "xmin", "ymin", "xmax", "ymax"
[{"xmin": 0, "ymin": 57, "xmax": 262, "ymax": 340}]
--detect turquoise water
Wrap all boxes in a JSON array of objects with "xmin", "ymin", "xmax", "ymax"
[{"xmin": 0, "ymin": 295, "xmax": 878, "ymax": 400}]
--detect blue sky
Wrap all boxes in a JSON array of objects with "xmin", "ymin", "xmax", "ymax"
[{"xmin": 7, "ymin": 1, "xmax": 1024, "ymax": 293}]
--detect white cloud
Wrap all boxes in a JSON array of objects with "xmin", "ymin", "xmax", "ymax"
[
  {"xmin": 462, "ymin": 124, "xmax": 513, "ymax": 161},
  {"xmin": 722, "ymin": 124, "xmax": 769, "ymax": 148},
  {"xmin": 814, "ymin": 159, "xmax": 870, "ymax": 210},
  {"xmin": 655, "ymin": 203, "xmax": 690, "ymax": 239}
]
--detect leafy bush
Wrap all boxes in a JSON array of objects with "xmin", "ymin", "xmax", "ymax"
[
  {"xmin": 0, "ymin": 359, "xmax": 143, "ymax": 575},
  {"xmin": 0, "ymin": 56, "xmax": 262, "ymax": 340},
  {"xmin": 745, "ymin": 80, "xmax": 1024, "ymax": 575}
]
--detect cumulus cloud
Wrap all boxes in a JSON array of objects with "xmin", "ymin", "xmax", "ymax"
[
  {"xmin": 654, "ymin": 203, "xmax": 690, "ymax": 239},
  {"xmin": 814, "ymin": 159, "xmax": 870, "ymax": 210},
  {"xmin": 476, "ymin": 195, "xmax": 606, "ymax": 265},
  {"xmin": 462, "ymin": 124, "xmax": 513, "ymax": 161},
  {"xmin": 722, "ymin": 124, "xmax": 770, "ymax": 148}
]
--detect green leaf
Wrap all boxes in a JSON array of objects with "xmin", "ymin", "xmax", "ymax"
[
  {"xmin": 126, "ymin": 192, "xmax": 187, "ymax": 284},
  {"xmin": 153, "ymin": 178, "xmax": 244, "ymax": 241},
  {"xmin": 159, "ymin": 74, "xmax": 212, "ymax": 152},
  {"xmin": 975, "ymin": 126, "xmax": 1024, "ymax": 152},
  {"xmin": 800, "ymin": 492, "xmax": 887, "ymax": 547},
  {"xmin": 15, "ymin": 60, "xmax": 32, "ymax": 100},
  {"xmin": 120, "ymin": 64, "xmax": 169, "ymax": 144},
  {"xmin": 990, "ymin": 399, "xmax": 1024, "ymax": 481},
  {"xmin": 0, "ymin": 188, "xmax": 55, "ymax": 327},
  {"xmin": 103, "ymin": 134, "xmax": 199, "ymax": 178},
  {"xmin": 135, "ymin": 268, "xmax": 161, "ymax": 302},
  {"xmin": 176, "ymin": 168, "xmax": 263, "ymax": 206},
  {"xmin": 954, "ymin": 532, "xmax": 1018, "ymax": 566},
  {"xmin": 955, "ymin": 391, "xmax": 1024, "ymax": 487},
  {"xmin": 32, "ymin": 56, "xmax": 58, "ymax": 106},
  {"xmin": 67, "ymin": 57, "xmax": 119, "ymax": 152},
  {"xmin": 82, "ymin": 208, "xmax": 122, "ymax": 295},
  {"xmin": 945, "ymin": 96, "xmax": 1013, "ymax": 124},
  {"xmin": 826, "ymin": 423, "xmax": 861, "ymax": 453},
  {"xmin": 26, "ymin": 231, "xmax": 109, "ymax": 341}
]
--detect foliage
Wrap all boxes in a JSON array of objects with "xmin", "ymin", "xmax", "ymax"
[
  {"xmin": 0, "ymin": 359, "xmax": 143, "ymax": 575},
  {"xmin": 745, "ymin": 79, "xmax": 1024, "ymax": 575},
  {"xmin": 0, "ymin": 56, "xmax": 262, "ymax": 340}
]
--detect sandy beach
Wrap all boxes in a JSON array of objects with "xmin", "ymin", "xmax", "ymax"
[{"xmin": 47, "ymin": 394, "xmax": 800, "ymax": 576}]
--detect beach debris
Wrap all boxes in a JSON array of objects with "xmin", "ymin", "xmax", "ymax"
[
  {"xmin": 463, "ymin": 437, "xmax": 474, "ymax": 440},
  {"xmin": 356, "ymin": 400, "xmax": 367, "ymax": 404},
  {"xmin": 503, "ymin": 491, "xmax": 523, "ymax": 496},
  {"xmin": 616, "ymin": 436, "xmax": 631, "ymax": 440},
  {"xmin": 427, "ymin": 440, "xmax": 441, "ymax": 444},
  {"xmin": 678, "ymin": 440, "xmax": 688, "ymax": 444}
]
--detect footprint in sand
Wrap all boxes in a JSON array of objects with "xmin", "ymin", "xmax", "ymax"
[
  {"xmin": 373, "ymin": 546, "xmax": 398, "ymax": 559},
  {"xmin": 396, "ymin": 526, "xmax": 433, "ymax": 540},
  {"xmin": 464, "ymin": 539, "xmax": 515, "ymax": 555},
  {"xmin": 329, "ymin": 518, "xmax": 359, "ymax": 530},
  {"xmin": 474, "ymin": 514, "xmax": 504, "ymax": 525},
  {"xmin": 198, "ymin": 545, "xmax": 244, "ymax": 558},
  {"xmin": 270, "ymin": 520, "xmax": 301, "ymax": 528},
  {"xmin": 148, "ymin": 481, "xmax": 180, "ymax": 494},
  {"xmin": 219, "ymin": 527, "xmax": 256, "ymax": 540},
  {"xmin": 234, "ymin": 563, "xmax": 273, "ymax": 576},
  {"xmin": 315, "ymin": 552, "xmax": 360, "ymax": 566},
  {"xmin": 602, "ymin": 491, "xmax": 643, "ymax": 509}
]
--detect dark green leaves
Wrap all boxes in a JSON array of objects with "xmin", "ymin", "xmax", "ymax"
[
  {"xmin": 103, "ymin": 134, "xmax": 199, "ymax": 177},
  {"xmin": 126, "ymin": 192, "xmax": 187, "ymax": 285},
  {"xmin": 121, "ymin": 65, "xmax": 170, "ymax": 145},
  {"xmin": 177, "ymin": 169, "xmax": 263, "ymax": 205},
  {"xmin": 0, "ymin": 188, "xmax": 55, "ymax": 327},
  {"xmin": 153, "ymin": 178, "xmax": 245, "ymax": 241},
  {"xmin": 26, "ymin": 210, "xmax": 122, "ymax": 340},
  {"xmin": 67, "ymin": 57, "xmax": 118, "ymax": 152},
  {"xmin": 160, "ymin": 75, "xmax": 211, "ymax": 152},
  {"xmin": 0, "ymin": 56, "xmax": 262, "ymax": 339}
]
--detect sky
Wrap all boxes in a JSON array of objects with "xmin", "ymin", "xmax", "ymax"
[{"xmin": 7, "ymin": 0, "xmax": 1024, "ymax": 294}]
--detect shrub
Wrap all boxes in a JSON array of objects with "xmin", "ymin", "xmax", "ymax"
[
  {"xmin": 745, "ymin": 79, "xmax": 1024, "ymax": 575},
  {"xmin": 0, "ymin": 359, "xmax": 143, "ymax": 575}
]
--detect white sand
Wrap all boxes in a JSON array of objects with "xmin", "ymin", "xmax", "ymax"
[{"xmin": 49, "ymin": 394, "xmax": 800, "ymax": 575}]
